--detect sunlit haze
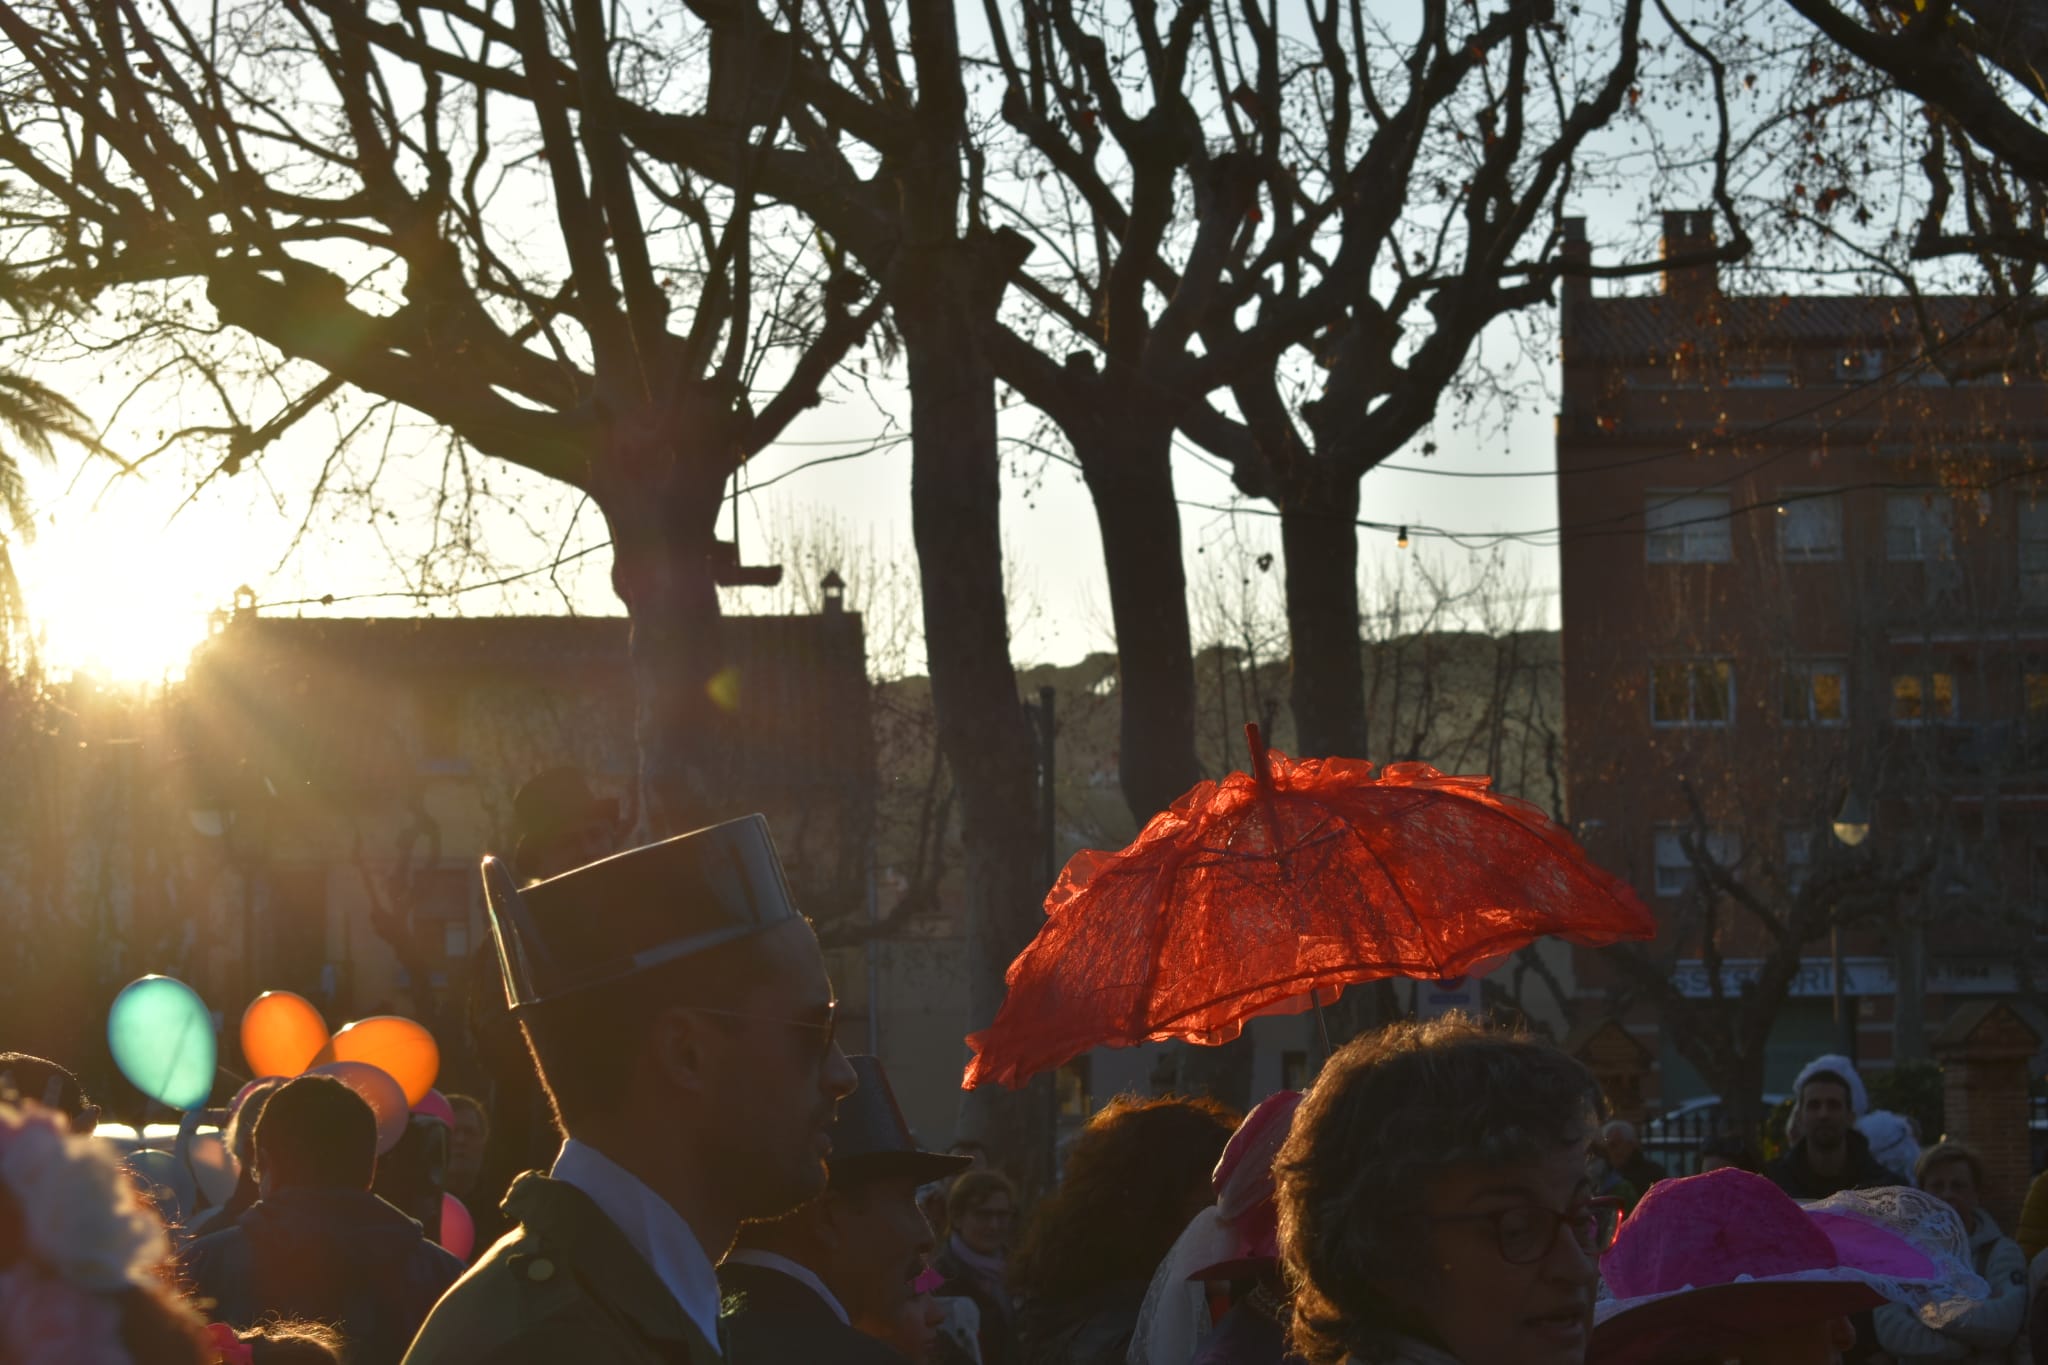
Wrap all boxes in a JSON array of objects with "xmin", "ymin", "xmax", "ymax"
[{"xmin": 14, "ymin": 381, "xmax": 1565, "ymax": 684}]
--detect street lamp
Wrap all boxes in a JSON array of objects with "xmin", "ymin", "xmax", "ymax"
[
  {"xmin": 1832, "ymin": 788, "xmax": 1872, "ymax": 848},
  {"xmin": 1827, "ymin": 787, "xmax": 1870, "ymax": 1056}
]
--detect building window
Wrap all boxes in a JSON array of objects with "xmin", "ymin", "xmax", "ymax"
[
  {"xmin": 1647, "ymin": 494, "xmax": 1733, "ymax": 564},
  {"xmin": 2028, "ymin": 672, "xmax": 2048, "ymax": 719},
  {"xmin": 1653, "ymin": 828, "xmax": 1742, "ymax": 898},
  {"xmin": 1729, "ymin": 364, "xmax": 1795, "ymax": 388},
  {"xmin": 1891, "ymin": 672, "xmax": 1958, "ymax": 724},
  {"xmin": 1886, "ymin": 494, "xmax": 1953, "ymax": 562},
  {"xmin": 1056, "ymin": 1058, "xmax": 1092, "ymax": 1119},
  {"xmin": 442, "ymin": 921, "xmax": 469, "ymax": 959},
  {"xmin": 1784, "ymin": 829, "xmax": 1813, "ymax": 895},
  {"xmin": 1781, "ymin": 660, "xmax": 1847, "ymax": 726},
  {"xmin": 2021, "ymin": 501, "xmax": 2048, "ymax": 608},
  {"xmin": 1778, "ymin": 494, "xmax": 1843, "ymax": 562},
  {"xmin": 2031, "ymin": 847, "xmax": 2048, "ymax": 939},
  {"xmin": 1652, "ymin": 660, "xmax": 1735, "ymax": 727}
]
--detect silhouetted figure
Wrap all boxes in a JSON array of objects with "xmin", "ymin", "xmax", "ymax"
[{"xmin": 180, "ymin": 1075, "xmax": 463, "ymax": 1365}]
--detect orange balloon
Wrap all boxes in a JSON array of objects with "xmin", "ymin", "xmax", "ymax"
[
  {"xmin": 240, "ymin": 991, "xmax": 330, "ymax": 1080},
  {"xmin": 317, "ymin": 1016, "xmax": 439, "ymax": 1107}
]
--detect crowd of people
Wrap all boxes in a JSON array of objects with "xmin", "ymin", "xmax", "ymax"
[{"xmin": 7, "ymin": 807, "xmax": 2048, "ymax": 1365}]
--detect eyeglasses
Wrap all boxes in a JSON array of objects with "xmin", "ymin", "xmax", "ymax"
[
  {"xmin": 689, "ymin": 998, "xmax": 840, "ymax": 1067},
  {"xmin": 1431, "ymin": 1197, "xmax": 1623, "ymax": 1265}
]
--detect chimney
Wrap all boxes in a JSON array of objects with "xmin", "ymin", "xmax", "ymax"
[
  {"xmin": 1560, "ymin": 217, "xmax": 1591, "ymax": 306},
  {"xmin": 1661, "ymin": 209, "xmax": 1718, "ymax": 308}
]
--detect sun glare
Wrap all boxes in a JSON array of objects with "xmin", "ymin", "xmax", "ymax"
[{"xmin": 16, "ymin": 490, "xmax": 224, "ymax": 683}]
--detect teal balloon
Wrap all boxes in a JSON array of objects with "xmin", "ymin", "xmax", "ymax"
[{"xmin": 107, "ymin": 975, "xmax": 216, "ymax": 1110}]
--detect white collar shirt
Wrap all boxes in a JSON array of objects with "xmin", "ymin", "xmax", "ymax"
[
  {"xmin": 549, "ymin": 1137, "xmax": 725, "ymax": 1354},
  {"xmin": 720, "ymin": 1248, "xmax": 852, "ymax": 1325}
]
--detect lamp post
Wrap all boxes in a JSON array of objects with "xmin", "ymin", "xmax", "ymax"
[
  {"xmin": 1829, "ymin": 788, "xmax": 1871, "ymax": 1058},
  {"xmin": 190, "ymin": 765, "xmax": 273, "ymax": 1007}
]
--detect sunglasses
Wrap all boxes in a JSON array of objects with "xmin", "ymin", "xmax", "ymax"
[{"xmin": 689, "ymin": 998, "xmax": 840, "ymax": 1067}]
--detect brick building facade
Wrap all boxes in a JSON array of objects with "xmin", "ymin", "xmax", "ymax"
[{"xmin": 1557, "ymin": 211, "xmax": 2048, "ymax": 1110}]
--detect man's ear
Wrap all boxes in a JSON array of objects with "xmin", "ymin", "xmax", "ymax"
[{"xmin": 650, "ymin": 1005, "xmax": 716, "ymax": 1098}]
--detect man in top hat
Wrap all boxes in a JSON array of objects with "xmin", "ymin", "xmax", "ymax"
[
  {"xmin": 511, "ymin": 765, "xmax": 620, "ymax": 884},
  {"xmin": 720, "ymin": 1056, "xmax": 969, "ymax": 1364},
  {"xmin": 403, "ymin": 814, "xmax": 860, "ymax": 1365}
]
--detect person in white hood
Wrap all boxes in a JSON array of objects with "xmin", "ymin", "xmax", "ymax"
[
  {"xmin": 1858, "ymin": 1110, "xmax": 1924, "ymax": 1187},
  {"xmin": 1876, "ymin": 1141, "xmax": 2028, "ymax": 1365}
]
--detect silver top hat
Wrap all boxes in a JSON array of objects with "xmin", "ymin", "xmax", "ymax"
[{"xmin": 481, "ymin": 812, "xmax": 800, "ymax": 1010}]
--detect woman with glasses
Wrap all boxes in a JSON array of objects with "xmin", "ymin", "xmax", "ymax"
[
  {"xmin": 935, "ymin": 1169, "xmax": 1022, "ymax": 1365},
  {"xmin": 1274, "ymin": 1015, "xmax": 1613, "ymax": 1365}
]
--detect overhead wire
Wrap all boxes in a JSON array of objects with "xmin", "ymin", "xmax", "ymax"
[{"xmin": 248, "ymin": 294, "xmax": 2042, "ymax": 608}]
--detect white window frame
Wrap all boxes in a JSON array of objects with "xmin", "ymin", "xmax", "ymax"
[
  {"xmin": 1777, "ymin": 492, "xmax": 1844, "ymax": 563},
  {"xmin": 1652, "ymin": 659, "xmax": 1736, "ymax": 728},
  {"xmin": 1781, "ymin": 659, "xmax": 1848, "ymax": 727},
  {"xmin": 1886, "ymin": 494, "xmax": 1954, "ymax": 563},
  {"xmin": 1653, "ymin": 828, "xmax": 1743, "ymax": 898},
  {"xmin": 1890, "ymin": 671, "xmax": 1959, "ymax": 725},
  {"xmin": 1646, "ymin": 493, "xmax": 1733, "ymax": 564}
]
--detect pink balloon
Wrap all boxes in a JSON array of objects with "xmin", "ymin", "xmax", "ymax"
[
  {"xmin": 412, "ymin": 1089, "xmax": 455, "ymax": 1128},
  {"xmin": 306, "ymin": 1061, "xmax": 408, "ymax": 1154},
  {"xmin": 438, "ymin": 1191, "xmax": 475, "ymax": 1261}
]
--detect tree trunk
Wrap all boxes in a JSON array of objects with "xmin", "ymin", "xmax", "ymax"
[
  {"xmin": 1076, "ymin": 419, "xmax": 1255, "ymax": 1108},
  {"xmin": 594, "ymin": 391, "xmax": 740, "ymax": 837},
  {"xmin": 897, "ymin": 245, "xmax": 1057, "ymax": 1197},
  {"xmin": 1281, "ymin": 470, "xmax": 1368, "ymax": 760},
  {"xmin": 1076, "ymin": 422, "xmax": 1203, "ymax": 826}
]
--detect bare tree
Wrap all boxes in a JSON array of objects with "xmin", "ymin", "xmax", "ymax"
[
  {"xmin": 1711, "ymin": 0, "xmax": 2048, "ymax": 374},
  {"xmin": 0, "ymin": 0, "xmax": 884, "ymax": 833}
]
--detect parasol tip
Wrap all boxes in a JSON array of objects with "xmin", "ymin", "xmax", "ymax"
[{"xmin": 1245, "ymin": 722, "xmax": 1272, "ymax": 788}]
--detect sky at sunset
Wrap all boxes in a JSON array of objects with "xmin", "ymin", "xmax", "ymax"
[{"xmin": 13, "ymin": 321, "xmax": 1566, "ymax": 683}]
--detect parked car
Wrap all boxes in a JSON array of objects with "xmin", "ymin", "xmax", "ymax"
[{"xmin": 1638, "ymin": 1094, "xmax": 1786, "ymax": 1177}]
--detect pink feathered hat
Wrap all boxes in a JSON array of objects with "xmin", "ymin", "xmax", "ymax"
[
  {"xmin": 1185, "ymin": 1089, "xmax": 1302, "ymax": 1281},
  {"xmin": 1591, "ymin": 1168, "xmax": 1986, "ymax": 1365}
]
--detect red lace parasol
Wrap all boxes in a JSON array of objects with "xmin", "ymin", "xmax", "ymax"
[{"xmin": 962, "ymin": 726, "xmax": 1653, "ymax": 1089}]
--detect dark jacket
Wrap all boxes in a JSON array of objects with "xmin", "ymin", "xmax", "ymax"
[
  {"xmin": 1763, "ymin": 1128, "xmax": 1908, "ymax": 1201},
  {"xmin": 1015, "ymin": 1280, "xmax": 1149, "ymax": 1365},
  {"xmin": 180, "ymin": 1186, "xmax": 464, "ymax": 1365},
  {"xmin": 401, "ymin": 1173, "xmax": 722, "ymax": 1365},
  {"xmin": 933, "ymin": 1244, "xmax": 1016, "ymax": 1365},
  {"xmin": 719, "ymin": 1260, "xmax": 908, "ymax": 1365}
]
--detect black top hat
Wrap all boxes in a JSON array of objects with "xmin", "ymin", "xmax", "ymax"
[
  {"xmin": 481, "ymin": 813, "xmax": 800, "ymax": 1010},
  {"xmin": 828, "ymin": 1057, "xmax": 972, "ymax": 1189},
  {"xmin": 512, "ymin": 766, "xmax": 618, "ymax": 844}
]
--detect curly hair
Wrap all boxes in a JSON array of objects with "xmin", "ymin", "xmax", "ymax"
[
  {"xmin": 1011, "ymin": 1093, "xmax": 1240, "ymax": 1305},
  {"xmin": 1274, "ymin": 1015, "xmax": 1603, "ymax": 1365}
]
